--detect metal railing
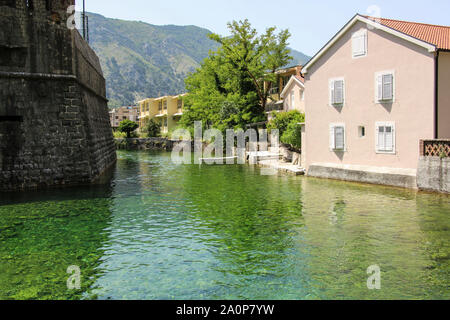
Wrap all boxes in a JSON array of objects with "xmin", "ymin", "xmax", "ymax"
[{"xmin": 265, "ymin": 103, "xmax": 284, "ymax": 112}]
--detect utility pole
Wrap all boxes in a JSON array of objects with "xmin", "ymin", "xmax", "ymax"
[
  {"xmin": 82, "ymin": 0, "xmax": 86, "ymax": 40},
  {"xmin": 86, "ymin": 15, "xmax": 89, "ymax": 43}
]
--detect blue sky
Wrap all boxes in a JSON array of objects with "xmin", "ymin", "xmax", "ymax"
[{"xmin": 78, "ymin": 0, "xmax": 450, "ymax": 56}]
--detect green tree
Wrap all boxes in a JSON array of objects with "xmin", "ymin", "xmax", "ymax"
[
  {"xmin": 142, "ymin": 118, "xmax": 161, "ymax": 137},
  {"xmin": 181, "ymin": 19, "xmax": 293, "ymax": 132},
  {"xmin": 267, "ymin": 110, "xmax": 304, "ymax": 137},
  {"xmin": 118, "ymin": 119, "xmax": 139, "ymax": 138}
]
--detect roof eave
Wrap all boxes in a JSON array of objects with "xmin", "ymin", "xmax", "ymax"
[
  {"xmin": 303, "ymin": 14, "xmax": 437, "ymax": 75},
  {"xmin": 280, "ymin": 76, "xmax": 305, "ymax": 98}
]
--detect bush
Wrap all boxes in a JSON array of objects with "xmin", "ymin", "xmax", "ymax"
[
  {"xmin": 267, "ymin": 110, "xmax": 304, "ymax": 137},
  {"xmin": 142, "ymin": 118, "xmax": 161, "ymax": 137},
  {"xmin": 118, "ymin": 119, "xmax": 139, "ymax": 138},
  {"xmin": 113, "ymin": 130, "xmax": 127, "ymax": 139},
  {"xmin": 267, "ymin": 110, "xmax": 304, "ymax": 150},
  {"xmin": 281, "ymin": 121, "xmax": 302, "ymax": 149}
]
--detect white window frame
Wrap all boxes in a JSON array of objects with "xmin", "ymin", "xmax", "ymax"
[
  {"xmin": 375, "ymin": 70, "xmax": 395, "ymax": 103},
  {"xmin": 375, "ymin": 122, "xmax": 396, "ymax": 154},
  {"xmin": 329, "ymin": 78, "xmax": 345, "ymax": 107},
  {"xmin": 352, "ymin": 29, "xmax": 368, "ymax": 58},
  {"xmin": 330, "ymin": 123, "xmax": 346, "ymax": 151}
]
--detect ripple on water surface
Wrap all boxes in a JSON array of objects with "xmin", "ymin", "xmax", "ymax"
[{"xmin": 0, "ymin": 151, "xmax": 448, "ymax": 300}]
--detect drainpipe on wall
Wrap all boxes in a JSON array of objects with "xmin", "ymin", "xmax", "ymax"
[{"xmin": 434, "ymin": 50, "xmax": 439, "ymax": 139}]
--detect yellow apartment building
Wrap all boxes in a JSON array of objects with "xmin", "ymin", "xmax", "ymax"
[{"xmin": 138, "ymin": 94, "xmax": 186, "ymax": 135}]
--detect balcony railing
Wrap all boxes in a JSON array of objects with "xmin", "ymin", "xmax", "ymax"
[
  {"xmin": 420, "ymin": 139, "xmax": 450, "ymax": 157},
  {"xmin": 269, "ymin": 87, "xmax": 279, "ymax": 95},
  {"xmin": 265, "ymin": 103, "xmax": 284, "ymax": 113}
]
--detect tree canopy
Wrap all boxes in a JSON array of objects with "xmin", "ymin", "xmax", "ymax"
[
  {"xmin": 180, "ymin": 20, "xmax": 293, "ymax": 133},
  {"xmin": 118, "ymin": 120, "xmax": 139, "ymax": 138}
]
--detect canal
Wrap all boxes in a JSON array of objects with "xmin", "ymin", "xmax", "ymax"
[{"xmin": 0, "ymin": 151, "xmax": 448, "ymax": 299}]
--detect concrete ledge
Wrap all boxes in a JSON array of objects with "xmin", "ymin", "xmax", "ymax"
[
  {"xmin": 259, "ymin": 160, "xmax": 305, "ymax": 176},
  {"xmin": 307, "ymin": 163, "xmax": 417, "ymax": 189},
  {"xmin": 417, "ymin": 156, "xmax": 449, "ymax": 193}
]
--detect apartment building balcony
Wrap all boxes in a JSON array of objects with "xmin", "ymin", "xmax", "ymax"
[
  {"xmin": 268, "ymin": 87, "xmax": 281, "ymax": 102},
  {"xmin": 265, "ymin": 100, "xmax": 284, "ymax": 113}
]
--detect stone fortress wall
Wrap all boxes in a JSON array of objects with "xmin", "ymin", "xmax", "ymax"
[{"xmin": 0, "ymin": 0, "xmax": 116, "ymax": 191}]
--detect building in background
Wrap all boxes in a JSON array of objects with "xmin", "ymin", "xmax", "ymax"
[
  {"xmin": 302, "ymin": 14, "xmax": 450, "ymax": 188},
  {"xmin": 109, "ymin": 106, "xmax": 139, "ymax": 130},
  {"xmin": 279, "ymin": 75, "xmax": 305, "ymax": 114},
  {"xmin": 138, "ymin": 94, "xmax": 186, "ymax": 134},
  {"xmin": 264, "ymin": 65, "xmax": 304, "ymax": 120}
]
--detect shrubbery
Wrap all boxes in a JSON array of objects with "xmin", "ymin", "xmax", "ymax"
[
  {"xmin": 142, "ymin": 118, "xmax": 161, "ymax": 138},
  {"xmin": 267, "ymin": 110, "xmax": 304, "ymax": 150}
]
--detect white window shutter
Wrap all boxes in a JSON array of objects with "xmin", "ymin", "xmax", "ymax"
[
  {"xmin": 377, "ymin": 75, "xmax": 383, "ymax": 102},
  {"xmin": 391, "ymin": 125, "xmax": 395, "ymax": 152},
  {"xmin": 375, "ymin": 126, "xmax": 380, "ymax": 151},
  {"xmin": 362, "ymin": 32, "xmax": 367, "ymax": 53},
  {"xmin": 335, "ymin": 127, "xmax": 345, "ymax": 150},
  {"xmin": 330, "ymin": 80, "xmax": 335, "ymax": 106},
  {"xmin": 352, "ymin": 31, "xmax": 367, "ymax": 57},
  {"xmin": 330, "ymin": 126, "xmax": 335, "ymax": 150},
  {"xmin": 383, "ymin": 74, "xmax": 393, "ymax": 100},
  {"xmin": 352, "ymin": 36, "xmax": 359, "ymax": 56},
  {"xmin": 334, "ymin": 80, "xmax": 344, "ymax": 104},
  {"xmin": 378, "ymin": 126, "xmax": 386, "ymax": 151},
  {"xmin": 385, "ymin": 126, "xmax": 393, "ymax": 151}
]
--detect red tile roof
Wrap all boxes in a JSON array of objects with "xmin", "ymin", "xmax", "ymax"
[
  {"xmin": 365, "ymin": 16, "xmax": 450, "ymax": 50},
  {"xmin": 294, "ymin": 75, "xmax": 304, "ymax": 83}
]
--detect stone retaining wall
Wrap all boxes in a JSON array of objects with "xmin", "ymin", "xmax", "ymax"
[
  {"xmin": 417, "ymin": 156, "xmax": 450, "ymax": 193},
  {"xmin": 115, "ymin": 138, "xmax": 177, "ymax": 151}
]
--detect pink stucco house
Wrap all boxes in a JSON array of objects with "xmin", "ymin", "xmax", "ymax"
[
  {"xmin": 280, "ymin": 75, "xmax": 306, "ymax": 114},
  {"xmin": 302, "ymin": 14, "xmax": 450, "ymax": 188}
]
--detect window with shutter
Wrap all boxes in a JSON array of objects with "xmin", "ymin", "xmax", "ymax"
[
  {"xmin": 382, "ymin": 74, "xmax": 393, "ymax": 100},
  {"xmin": 352, "ymin": 30, "xmax": 367, "ymax": 57},
  {"xmin": 330, "ymin": 124, "xmax": 346, "ymax": 151},
  {"xmin": 376, "ymin": 122, "xmax": 395, "ymax": 153},
  {"xmin": 376, "ymin": 72, "xmax": 394, "ymax": 102},
  {"xmin": 335, "ymin": 127, "xmax": 345, "ymax": 150},
  {"xmin": 330, "ymin": 79, "xmax": 344, "ymax": 105}
]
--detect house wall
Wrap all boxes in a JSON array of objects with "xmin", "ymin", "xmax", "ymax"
[
  {"xmin": 283, "ymin": 83, "xmax": 305, "ymax": 114},
  {"xmin": 438, "ymin": 51, "xmax": 450, "ymax": 139},
  {"xmin": 304, "ymin": 21, "xmax": 435, "ymax": 171}
]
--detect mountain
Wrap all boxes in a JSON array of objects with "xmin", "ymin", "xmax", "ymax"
[
  {"xmin": 289, "ymin": 49, "xmax": 311, "ymax": 67},
  {"xmin": 87, "ymin": 13, "xmax": 311, "ymax": 107}
]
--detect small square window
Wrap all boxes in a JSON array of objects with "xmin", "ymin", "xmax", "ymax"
[{"xmin": 358, "ymin": 126, "xmax": 366, "ymax": 138}]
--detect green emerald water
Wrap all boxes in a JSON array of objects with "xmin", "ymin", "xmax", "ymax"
[{"xmin": 0, "ymin": 150, "xmax": 448, "ymax": 300}]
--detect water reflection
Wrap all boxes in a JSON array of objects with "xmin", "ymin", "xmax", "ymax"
[
  {"xmin": 0, "ymin": 151, "xmax": 448, "ymax": 300},
  {"xmin": 0, "ymin": 182, "xmax": 115, "ymax": 299}
]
